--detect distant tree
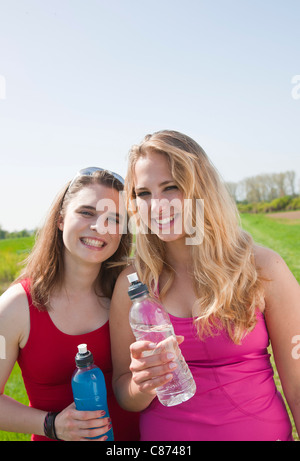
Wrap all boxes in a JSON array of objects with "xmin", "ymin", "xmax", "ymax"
[
  {"xmin": 0, "ymin": 226, "xmax": 31, "ymax": 240},
  {"xmin": 225, "ymin": 182, "xmax": 239, "ymax": 201},
  {"xmin": 240, "ymin": 170, "xmax": 297, "ymax": 203},
  {"xmin": 285, "ymin": 171, "xmax": 296, "ymax": 196},
  {"xmin": 0, "ymin": 226, "xmax": 8, "ymax": 239}
]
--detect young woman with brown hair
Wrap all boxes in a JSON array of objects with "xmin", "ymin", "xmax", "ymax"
[
  {"xmin": 110, "ymin": 130, "xmax": 300, "ymax": 441},
  {"xmin": 0, "ymin": 167, "xmax": 139, "ymax": 441}
]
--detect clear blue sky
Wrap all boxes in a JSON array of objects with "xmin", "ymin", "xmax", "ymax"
[{"xmin": 0, "ymin": 0, "xmax": 299, "ymax": 231}]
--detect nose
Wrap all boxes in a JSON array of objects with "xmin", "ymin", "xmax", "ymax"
[
  {"xmin": 151, "ymin": 198, "xmax": 170, "ymax": 217},
  {"xmin": 90, "ymin": 220, "xmax": 108, "ymax": 235}
]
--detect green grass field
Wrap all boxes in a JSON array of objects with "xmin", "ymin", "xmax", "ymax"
[
  {"xmin": 0, "ymin": 236, "xmax": 35, "ymax": 294},
  {"xmin": 240, "ymin": 213, "xmax": 300, "ymax": 282},
  {"xmin": 0, "ymin": 215, "xmax": 299, "ymax": 441}
]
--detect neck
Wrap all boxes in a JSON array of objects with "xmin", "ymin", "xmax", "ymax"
[
  {"xmin": 61, "ymin": 251, "xmax": 101, "ymax": 296},
  {"xmin": 165, "ymin": 238, "xmax": 191, "ymax": 272}
]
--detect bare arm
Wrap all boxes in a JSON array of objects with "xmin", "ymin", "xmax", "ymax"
[
  {"xmin": 0, "ymin": 284, "xmax": 111, "ymax": 441},
  {"xmin": 256, "ymin": 246, "xmax": 300, "ymax": 437},
  {"xmin": 0, "ymin": 284, "xmax": 47, "ymax": 436},
  {"xmin": 109, "ymin": 266, "xmax": 177, "ymax": 412}
]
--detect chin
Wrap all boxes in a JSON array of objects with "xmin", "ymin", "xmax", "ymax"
[{"xmin": 154, "ymin": 231, "xmax": 186, "ymax": 243}]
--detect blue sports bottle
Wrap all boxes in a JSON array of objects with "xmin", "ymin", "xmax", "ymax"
[{"xmin": 71, "ymin": 343, "xmax": 114, "ymax": 440}]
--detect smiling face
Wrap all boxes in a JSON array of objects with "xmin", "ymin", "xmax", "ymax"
[
  {"xmin": 134, "ymin": 151, "xmax": 185, "ymax": 242},
  {"xmin": 59, "ymin": 184, "xmax": 124, "ymax": 267}
]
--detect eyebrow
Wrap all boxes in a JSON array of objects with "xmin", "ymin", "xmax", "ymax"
[
  {"xmin": 78, "ymin": 205, "xmax": 96, "ymax": 210},
  {"xmin": 135, "ymin": 180, "xmax": 174, "ymax": 191},
  {"xmin": 77, "ymin": 205, "xmax": 123, "ymax": 219}
]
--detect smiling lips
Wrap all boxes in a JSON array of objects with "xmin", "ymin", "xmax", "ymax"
[
  {"xmin": 153, "ymin": 215, "xmax": 175, "ymax": 226},
  {"xmin": 80, "ymin": 237, "xmax": 107, "ymax": 250}
]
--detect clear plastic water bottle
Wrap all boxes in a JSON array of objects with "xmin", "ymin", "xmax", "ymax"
[
  {"xmin": 71, "ymin": 344, "xmax": 114, "ymax": 440},
  {"xmin": 127, "ymin": 273, "xmax": 196, "ymax": 407}
]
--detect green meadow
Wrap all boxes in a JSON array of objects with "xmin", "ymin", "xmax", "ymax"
[
  {"xmin": 240, "ymin": 213, "xmax": 300, "ymax": 282},
  {"xmin": 0, "ymin": 214, "xmax": 299, "ymax": 441},
  {"xmin": 0, "ymin": 236, "xmax": 35, "ymax": 294}
]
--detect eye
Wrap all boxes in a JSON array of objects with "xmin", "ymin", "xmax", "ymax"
[
  {"xmin": 78, "ymin": 210, "xmax": 94, "ymax": 217},
  {"xmin": 136, "ymin": 190, "xmax": 150, "ymax": 198},
  {"xmin": 107, "ymin": 215, "xmax": 120, "ymax": 224},
  {"xmin": 164, "ymin": 185, "xmax": 178, "ymax": 192}
]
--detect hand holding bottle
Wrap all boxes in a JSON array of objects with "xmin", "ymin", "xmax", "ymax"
[
  {"xmin": 54, "ymin": 402, "xmax": 112, "ymax": 441},
  {"xmin": 127, "ymin": 273, "xmax": 196, "ymax": 406},
  {"xmin": 129, "ymin": 336, "xmax": 185, "ymax": 397}
]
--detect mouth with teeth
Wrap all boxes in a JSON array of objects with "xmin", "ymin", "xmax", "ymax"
[
  {"xmin": 80, "ymin": 237, "xmax": 107, "ymax": 250},
  {"xmin": 152, "ymin": 215, "xmax": 178, "ymax": 233},
  {"xmin": 154, "ymin": 215, "xmax": 175, "ymax": 225}
]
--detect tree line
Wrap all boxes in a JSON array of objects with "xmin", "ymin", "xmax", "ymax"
[
  {"xmin": 226, "ymin": 170, "xmax": 300, "ymax": 214},
  {"xmin": 0, "ymin": 227, "xmax": 34, "ymax": 240}
]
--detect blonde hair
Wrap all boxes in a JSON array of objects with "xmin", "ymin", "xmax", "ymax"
[
  {"xmin": 126, "ymin": 130, "xmax": 263, "ymax": 344},
  {"xmin": 15, "ymin": 170, "xmax": 132, "ymax": 310}
]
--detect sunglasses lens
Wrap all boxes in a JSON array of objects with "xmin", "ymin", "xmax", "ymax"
[
  {"xmin": 78, "ymin": 167, "xmax": 101, "ymax": 176},
  {"xmin": 73, "ymin": 167, "xmax": 124, "ymax": 185}
]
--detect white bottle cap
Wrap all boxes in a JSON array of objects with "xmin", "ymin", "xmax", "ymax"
[
  {"xmin": 127, "ymin": 272, "xmax": 139, "ymax": 284},
  {"xmin": 78, "ymin": 343, "xmax": 87, "ymax": 354}
]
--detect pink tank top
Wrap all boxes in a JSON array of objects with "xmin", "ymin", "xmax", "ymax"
[{"xmin": 140, "ymin": 311, "xmax": 293, "ymax": 441}]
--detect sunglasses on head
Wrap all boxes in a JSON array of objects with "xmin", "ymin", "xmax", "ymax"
[
  {"xmin": 69, "ymin": 167, "xmax": 125, "ymax": 188},
  {"xmin": 60, "ymin": 167, "xmax": 124, "ymax": 210}
]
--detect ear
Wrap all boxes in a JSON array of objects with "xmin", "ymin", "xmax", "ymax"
[{"xmin": 57, "ymin": 214, "xmax": 64, "ymax": 231}]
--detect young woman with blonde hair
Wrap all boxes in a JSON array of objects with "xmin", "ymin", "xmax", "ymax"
[
  {"xmin": 0, "ymin": 167, "xmax": 139, "ymax": 441},
  {"xmin": 110, "ymin": 130, "xmax": 300, "ymax": 441}
]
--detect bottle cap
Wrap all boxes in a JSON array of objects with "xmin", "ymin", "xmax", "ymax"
[
  {"xmin": 78, "ymin": 344, "xmax": 87, "ymax": 354},
  {"xmin": 127, "ymin": 272, "xmax": 149, "ymax": 300},
  {"xmin": 127, "ymin": 272, "xmax": 139, "ymax": 284},
  {"xmin": 75, "ymin": 343, "xmax": 94, "ymax": 367}
]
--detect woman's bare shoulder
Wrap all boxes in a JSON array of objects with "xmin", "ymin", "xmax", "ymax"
[
  {"xmin": 253, "ymin": 244, "xmax": 299, "ymax": 298},
  {"xmin": 0, "ymin": 283, "xmax": 29, "ymax": 313},
  {"xmin": 0, "ymin": 283, "xmax": 30, "ymax": 348},
  {"xmin": 115, "ymin": 263, "xmax": 136, "ymax": 289},
  {"xmin": 252, "ymin": 244, "xmax": 286, "ymax": 277}
]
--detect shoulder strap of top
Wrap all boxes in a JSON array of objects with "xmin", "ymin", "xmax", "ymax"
[{"xmin": 20, "ymin": 278, "xmax": 34, "ymax": 308}]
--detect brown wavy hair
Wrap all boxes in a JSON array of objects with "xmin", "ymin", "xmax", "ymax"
[
  {"xmin": 15, "ymin": 170, "xmax": 132, "ymax": 311},
  {"xmin": 126, "ymin": 130, "xmax": 264, "ymax": 344}
]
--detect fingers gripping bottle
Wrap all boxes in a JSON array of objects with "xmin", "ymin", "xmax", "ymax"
[
  {"xmin": 71, "ymin": 344, "xmax": 114, "ymax": 440},
  {"xmin": 127, "ymin": 273, "xmax": 196, "ymax": 407}
]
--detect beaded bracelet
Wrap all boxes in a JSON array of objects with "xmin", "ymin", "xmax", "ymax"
[{"xmin": 44, "ymin": 411, "xmax": 60, "ymax": 440}]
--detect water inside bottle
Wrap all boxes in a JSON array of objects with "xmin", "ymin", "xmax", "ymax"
[
  {"xmin": 130, "ymin": 323, "xmax": 176, "ymax": 355},
  {"xmin": 130, "ymin": 323, "xmax": 196, "ymax": 406}
]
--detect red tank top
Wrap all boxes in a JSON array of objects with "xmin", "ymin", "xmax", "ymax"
[{"xmin": 17, "ymin": 279, "xmax": 140, "ymax": 441}]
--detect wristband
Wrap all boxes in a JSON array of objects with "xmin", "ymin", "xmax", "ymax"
[{"xmin": 44, "ymin": 411, "xmax": 60, "ymax": 440}]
